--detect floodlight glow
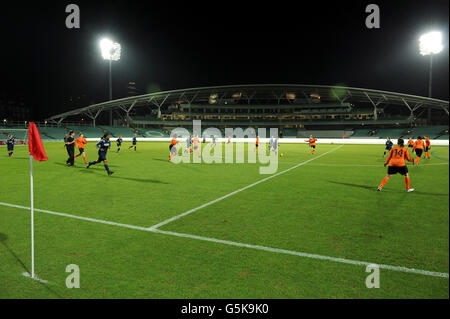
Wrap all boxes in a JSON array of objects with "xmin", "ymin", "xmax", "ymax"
[
  {"xmin": 419, "ymin": 31, "xmax": 443, "ymax": 56},
  {"xmin": 100, "ymin": 38, "xmax": 121, "ymax": 61}
]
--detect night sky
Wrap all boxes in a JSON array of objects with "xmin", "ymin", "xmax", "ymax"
[{"xmin": 1, "ymin": 0, "xmax": 448, "ymax": 120}]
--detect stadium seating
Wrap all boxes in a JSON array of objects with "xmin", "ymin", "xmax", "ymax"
[
  {"xmin": 36, "ymin": 126, "xmax": 71, "ymax": 140},
  {"xmin": 1, "ymin": 124, "xmax": 447, "ymax": 141},
  {"xmin": 372, "ymin": 128, "xmax": 407, "ymax": 139},
  {"xmin": 282, "ymin": 128, "xmax": 297, "ymax": 137},
  {"xmin": 351, "ymin": 129, "xmax": 372, "ymax": 137},
  {"xmin": 404, "ymin": 126, "xmax": 448, "ymax": 139},
  {"xmin": 296, "ymin": 130, "xmax": 353, "ymax": 138},
  {"xmin": 64, "ymin": 125, "xmax": 104, "ymax": 138},
  {"xmin": 97, "ymin": 126, "xmax": 136, "ymax": 138},
  {"xmin": 0, "ymin": 125, "xmax": 26, "ymax": 138},
  {"xmin": 351, "ymin": 128, "xmax": 406, "ymax": 139},
  {"xmin": 141, "ymin": 129, "xmax": 170, "ymax": 137}
]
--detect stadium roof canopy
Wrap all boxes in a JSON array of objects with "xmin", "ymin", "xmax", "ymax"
[{"xmin": 46, "ymin": 84, "xmax": 449, "ymax": 125}]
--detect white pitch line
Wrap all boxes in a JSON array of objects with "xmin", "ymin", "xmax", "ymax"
[
  {"xmin": 279, "ymin": 163, "xmax": 449, "ymax": 167},
  {"xmin": 0, "ymin": 201, "xmax": 448, "ymax": 279},
  {"xmin": 148, "ymin": 145, "xmax": 345, "ymax": 230},
  {"xmin": 0, "ymin": 202, "xmax": 149, "ymax": 232},
  {"xmin": 22, "ymin": 272, "xmax": 48, "ymax": 283},
  {"xmin": 152, "ymin": 229, "xmax": 449, "ymax": 279}
]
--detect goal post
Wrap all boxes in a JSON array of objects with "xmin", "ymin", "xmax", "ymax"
[{"xmin": 0, "ymin": 128, "xmax": 28, "ymax": 145}]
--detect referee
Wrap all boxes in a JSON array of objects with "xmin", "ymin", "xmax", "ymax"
[{"xmin": 65, "ymin": 131, "xmax": 75, "ymax": 166}]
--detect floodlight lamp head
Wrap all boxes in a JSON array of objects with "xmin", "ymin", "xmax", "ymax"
[
  {"xmin": 100, "ymin": 38, "xmax": 121, "ymax": 61},
  {"xmin": 419, "ymin": 31, "xmax": 443, "ymax": 56}
]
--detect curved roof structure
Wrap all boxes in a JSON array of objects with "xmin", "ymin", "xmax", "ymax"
[{"xmin": 46, "ymin": 84, "xmax": 449, "ymax": 125}]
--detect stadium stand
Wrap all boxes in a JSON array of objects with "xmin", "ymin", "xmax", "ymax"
[
  {"xmin": 2, "ymin": 85, "xmax": 447, "ymax": 142},
  {"xmin": 97, "ymin": 126, "xmax": 136, "ymax": 138},
  {"xmin": 352, "ymin": 128, "xmax": 406, "ymax": 139},
  {"xmin": 37, "ymin": 127, "xmax": 71, "ymax": 140},
  {"xmin": 296, "ymin": 130, "xmax": 353, "ymax": 138},
  {"xmin": 435, "ymin": 134, "xmax": 449, "ymax": 140},
  {"xmin": 141, "ymin": 128, "xmax": 170, "ymax": 137},
  {"xmin": 64, "ymin": 125, "xmax": 104, "ymax": 138},
  {"xmin": 404, "ymin": 126, "xmax": 449, "ymax": 139},
  {"xmin": 1, "ymin": 123, "xmax": 448, "ymax": 142},
  {"xmin": 43, "ymin": 85, "xmax": 448, "ymax": 132},
  {"xmin": 281, "ymin": 128, "xmax": 297, "ymax": 137}
]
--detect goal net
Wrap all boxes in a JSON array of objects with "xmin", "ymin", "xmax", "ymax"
[{"xmin": 0, "ymin": 128, "xmax": 28, "ymax": 145}]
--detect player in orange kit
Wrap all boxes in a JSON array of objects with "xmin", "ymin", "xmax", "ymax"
[
  {"xmin": 378, "ymin": 138, "xmax": 414, "ymax": 192},
  {"xmin": 424, "ymin": 136, "xmax": 431, "ymax": 159},
  {"xmin": 305, "ymin": 135, "xmax": 317, "ymax": 154},
  {"xmin": 407, "ymin": 138, "xmax": 414, "ymax": 149},
  {"xmin": 169, "ymin": 135, "xmax": 178, "ymax": 161},
  {"xmin": 412, "ymin": 136, "xmax": 426, "ymax": 165},
  {"xmin": 254, "ymin": 136, "xmax": 259, "ymax": 151},
  {"xmin": 192, "ymin": 135, "xmax": 201, "ymax": 157},
  {"xmin": 74, "ymin": 133, "xmax": 88, "ymax": 164}
]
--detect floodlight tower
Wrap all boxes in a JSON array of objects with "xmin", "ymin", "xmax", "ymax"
[
  {"xmin": 419, "ymin": 31, "xmax": 443, "ymax": 98},
  {"xmin": 100, "ymin": 38, "xmax": 121, "ymax": 125}
]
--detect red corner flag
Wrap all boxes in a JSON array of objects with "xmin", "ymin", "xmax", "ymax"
[
  {"xmin": 26, "ymin": 122, "xmax": 49, "ymax": 281},
  {"xmin": 28, "ymin": 122, "xmax": 48, "ymax": 161}
]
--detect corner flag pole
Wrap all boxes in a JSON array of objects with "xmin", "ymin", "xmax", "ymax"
[
  {"xmin": 29, "ymin": 153, "xmax": 35, "ymax": 279},
  {"xmin": 25, "ymin": 122, "xmax": 48, "ymax": 282}
]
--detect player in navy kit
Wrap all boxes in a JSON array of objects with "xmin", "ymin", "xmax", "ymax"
[
  {"xmin": 184, "ymin": 134, "xmax": 192, "ymax": 154},
  {"xmin": 128, "ymin": 133, "xmax": 137, "ymax": 151},
  {"xmin": 87, "ymin": 134, "xmax": 114, "ymax": 175},
  {"xmin": 116, "ymin": 134, "xmax": 123, "ymax": 152},
  {"xmin": 383, "ymin": 137, "xmax": 393, "ymax": 157},
  {"xmin": 272, "ymin": 137, "xmax": 279, "ymax": 155},
  {"xmin": 6, "ymin": 135, "xmax": 14, "ymax": 157}
]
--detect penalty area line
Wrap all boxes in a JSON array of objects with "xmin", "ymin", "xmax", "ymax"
[
  {"xmin": 148, "ymin": 145, "xmax": 344, "ymax": 230},
  {"xmin": 0, "ymin": 201, "xmax": 448, "ymax": 279}
]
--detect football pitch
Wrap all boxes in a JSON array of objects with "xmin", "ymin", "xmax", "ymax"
[{"xmin": 0, "ymin": 141, "xmax": 448, "ymax": 298}]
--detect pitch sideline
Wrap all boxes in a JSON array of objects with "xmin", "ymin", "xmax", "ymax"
[{"xmin": 0, "ymin": 201, "xmax": 448, "ymax": 279}]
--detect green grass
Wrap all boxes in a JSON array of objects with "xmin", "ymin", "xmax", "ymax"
[{"xmin": 0, "ymin": 141, "xmax": 448, "ymax": 298}]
